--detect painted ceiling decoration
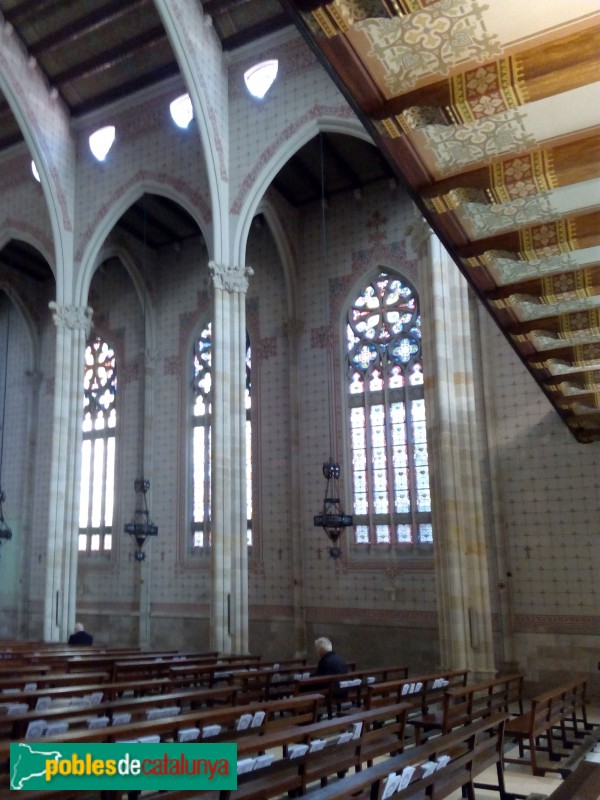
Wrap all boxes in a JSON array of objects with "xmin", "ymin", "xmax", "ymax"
[{"xmin": 282, "ymin": 0, "xmax": 600, "ymax": 442}]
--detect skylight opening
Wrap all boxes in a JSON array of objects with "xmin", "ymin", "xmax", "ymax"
[
  {"xmin": 89, "ymin": 126, "xmax": 115, "ymax": 162},
  {"xmin": 244, "ymin": 60, "xmax": 278, "ymax": 100},
  {"xmin": 170, "ymin": 94, "xmax": 194, "ymax": 129}
]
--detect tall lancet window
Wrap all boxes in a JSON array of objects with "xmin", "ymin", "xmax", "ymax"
[
  {"xmin": 346, "ymin": 271, "xmax": 432, "ymax": 546},
  {"xmin": 192, "ymin": 323, "xmax": 252, "ymax": 548},
  {"xmin": 79, "ymin": 336, "xmax": 117, "ymax": 552}
]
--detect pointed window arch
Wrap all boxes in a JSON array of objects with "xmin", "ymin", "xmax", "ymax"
[
  {"xmin": 78, "ymin": 336, "xmax": 117, "ymax": 552},
  {"xmin": 346, "ymin": 270, "xmax": 432, "ymax": 545},
  {"xmin": 192, "ymin": 323, "xmax": 252, "ymax": 548}
]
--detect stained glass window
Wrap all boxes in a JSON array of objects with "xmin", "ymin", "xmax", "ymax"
[
  {"xmin": 192, "ymin": 323, "xmax": 252, "ymax": 548},
  {"xmin": 346, "ymin": 272, "xmax": 431, "ymax": 545},
  {"xmin": 79, "ymin": 336, "xmax": 117, "ymax": 552}
]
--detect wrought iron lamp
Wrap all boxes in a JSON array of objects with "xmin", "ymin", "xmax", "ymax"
[
  {"xmin": 314, "ymin": 458, "xmax": 353, "ymax": 559},
  {"xmin": 0, "ymin": 298, "xmax": 12, "ymax": 558},
  {"xmin": 123, "ymin": 197, "xmax": 157, "ymax": 561},
  {"xmin": 124, "ymin": 478, "xmax": 157, "ymax": 561}
]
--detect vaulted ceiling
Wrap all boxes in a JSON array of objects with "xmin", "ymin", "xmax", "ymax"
[{"xmin": 0, "ymin": 0, "xmax": 598, "ymax": 442}]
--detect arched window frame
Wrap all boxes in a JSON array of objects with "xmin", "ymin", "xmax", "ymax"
[
  {"xmin": 343, "ymin": 269, "xmax": 432, "ymax": 548},
  {"xmin": 78, "ymin": 334, "xmax": 117, "ymax": 554},
  {"xmin": 190, "ymin": 322, "xmax": 253, "ymax": 550}
]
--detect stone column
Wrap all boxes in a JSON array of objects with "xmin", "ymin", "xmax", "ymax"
[
  {"xmin": 208, "ymin": 262, "xmax": 253, "ymax": 654},
  {"xmin": 44, "ymin": 302, "xmax": 92, "ymax": 642},
  {"xmin": 283, "ymin": 318, "xmax": 307, "ymax": 658},
  {"xmin": 411, "ymin": 219, "xmax": 496, "ymax": 676}
]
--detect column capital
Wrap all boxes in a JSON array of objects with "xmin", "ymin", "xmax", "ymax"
[
  {"xmin": 405, "ymin": 215, "xmax": 433, "ymax": 254},
  {"xmin": 208, "ymin": 261, "xmax": 254, "ymax": 294},
  {"xmin": 49, "ymin": 302, "xmax": 93, "ymax": 336}
]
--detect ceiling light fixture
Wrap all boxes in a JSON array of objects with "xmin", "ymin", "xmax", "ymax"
[
  {"xmin": 312, "ymin": 134, "xmax": 353, "ymax": 558},
  {"xmin": 244, "ymin": 59, "xmax": 278, "ymax": 99},
  {"xmin": 89, "ymin": 126, "xmax": 115, "ymax": 162},
  {"xmin": 170, "ymin": 94, "xmax": 193, "ymax": 129}
]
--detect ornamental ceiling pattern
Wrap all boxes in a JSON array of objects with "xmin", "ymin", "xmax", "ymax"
[{"xmin": 283, "ymin": 0, "xmax": 600, "ymax": 442}]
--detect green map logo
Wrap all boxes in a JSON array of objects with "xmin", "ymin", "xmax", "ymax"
[{"xmin": 10, "ymin": 742, "xmax": 237, "ymax": 790}]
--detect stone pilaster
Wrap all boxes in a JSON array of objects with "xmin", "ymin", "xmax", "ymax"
[
  {"xmin": 412, "ymin": 219, "xmax": 496, "ymax": 676},
  {"xmin": 44, "ymin": 302, "xmax": 92, "ymax": 642},
  {"xmin": 208, "ymin": 262, "xmax": 253, "ymax": 653}
]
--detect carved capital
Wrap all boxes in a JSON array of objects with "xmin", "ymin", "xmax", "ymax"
[
  {"xmin": 405, "ymin": 216, "xmax": 433, "ymax": 254},
  {"xmin": 208, "ymin": 261, "xmax": 254, "ymax": 294},
  {"xmin": 49, "ymin": 302, "xmax": 93, "ymax": 336}
]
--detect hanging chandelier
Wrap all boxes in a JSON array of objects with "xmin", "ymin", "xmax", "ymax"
[
  {"xmin": 314, "ymin": 458, "xmax": 353, "ymax": 559},
  {"xmin": 124, "ymin": 478, "xmax": 157, "ymax": 561}
]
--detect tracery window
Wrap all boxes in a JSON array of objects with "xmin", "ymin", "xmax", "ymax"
[
  {"xmin": 346, "ymin": 271, "xmax": 432, "ymax": 545},
  {"xmin": 192, "ymin": 323, "xmax": 252, "ymax": 548},
  {"xmin": 78, "ymin": 336, "xmax": 117, "ymax": 552}
]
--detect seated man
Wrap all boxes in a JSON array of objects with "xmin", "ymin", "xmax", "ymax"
[
  {"xmin": 312, "ymin": 636, "xmax": 348, "ymax": 675},
  {"xmin": 68, "ymin": 622, "xmax": 93, "ymax": 646}
]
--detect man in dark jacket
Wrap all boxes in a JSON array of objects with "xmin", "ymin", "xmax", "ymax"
[
  {"xmin": 313, "ymin": 636, "xmax": 348, "ymax": 675},
  {"xmin": 68, "ymin": 622, "xmax": 93, "ymax": 646}
]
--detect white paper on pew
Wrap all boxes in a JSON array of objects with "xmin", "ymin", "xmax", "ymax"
[
  {"xmin": 202, "ymin": 724, "xmax": 222, "ymax": 738},
  {"xmin": 7, "ymin": 703, "xmax": 29, "ymax": 716},
  {"xmin": 146, "ymin": 708, "xmax": 164, "ymax": 720},
  {"xmin": 177, "ymin": 727, "xmax": 200, "ymax": 742},
  {"xmin": 398, "ymin": 765, "xmax": 416, "ymax": 789},
  {"xmin": 89, "ymin": 692, "xmax": 103, "ymax": 704},
  {"xmin": 111, "ymin": 712, "xmax": 132, "ymax": 726},
  {"xmin": 122, "ymin": 690, "xmax": 135, "ymax": 698},
  {"xmin": 414, "ymin": 682, "xmax": 423, "ymax": 692},
  {"xmin": 87, "ymin": 716, "xmax": 110, "ymax": 730},
  {"xmin": 420, "ymin": 760, "xmax": 438, "ymax": 777},
  {"xmin": 272, "ymin": 663, "xmax": 280, "ymax": 671},
  {"xmin": 236, "ymin": 713, "xmax": 252, "ymax": 731},
  {"xmin": 45, "ymin": 721, "xmax": 69, "ymax": 736},
  {"xmin": 381, "ymin": 772, "xmax": 401, "ymax": 799},
  {"xmin": 302, "ymin": 672, "xmax": 310, "ymax": 679},
  {"xmin": 365, "ymin": 676, "xmax": 376, "ymax": 684},
  {"xmin": 254, "ymin": 754, "xmax": 274, "ymax": 769},
  {"xmin": 352, "ymin": 721, "xmax": 363, "ymax": 739},
  {"xmin": 441, "ymin": 679, "xmax": 449, "ymax": 686},
  {"xmin": 431, "ymin": 678, "xmax": 441, "ymax": 689},
  {"xmin": 336, "ymin": 731, "xmax": 354, "ymax": 745},
  {"xmin": 24, "ymin": 683, "xmax": 38, "ymax": 692},
  {"xmin": 69, "ymin": 697, "xmax": 90, "ymax": 706},
  {"xmin": 309, "ymin": 739, "xmax": 326, "ymax": 752},
  {"xmin": 236, "ymin": 758, "xmax": 256, "ymax": 775},
  {"xmin": 1, "ymin": 688, "xmax": 20, "ymax": 694},
  {"xmin": 251, "ymin": 710, "xmax": 265, "ymax": 728},
  {"xmin": 435, "ymin": 754, "xmax": 451, "ymax": 770},
  {"xmin": 585, "ymin": 752, "xmax": 600, "ymax": 763},
  {"xmin": 401, "ymin": 684, "xmax": 410, "ymax": 695},
  {"xmin": 409, "ymin": 683, "xmax": 416, "ymax": 694},
  {"xmin": 115, "ymin": 739, "xmax": 137, "ymax": 743},
  {"xmin": 288, "ymin": 744, "xmax": 309, "ymax": 758},
  {"xmin": 25, "ymin": 720, "xmax": 47, "ymax": 738},
  {"xmin": 339, "ymin": 679, "xmax": 361, "ymax": 688},
  {"xmin": 137, "ymin": 735, "xmax": 161, "ymax": 744}
]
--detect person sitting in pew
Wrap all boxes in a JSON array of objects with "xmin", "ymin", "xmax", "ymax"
[
  {"xmin": 68, "ymin": 622, "xmax": 93, "ymax": 646},
  {"xmin": 312, "ymin": 637, "xmax": 348, "ymax": 676}
]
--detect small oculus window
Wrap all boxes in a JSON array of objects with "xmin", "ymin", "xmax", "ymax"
[
  {"xmin": 170, "ymin": 94, "xmax": 194, "ymax": 129},
  {"xmin": 89, "ymin": 126, "xmax": 116, "ymax": 162},
  {"xmin": 244, "ymin": 60, "xmax": 278, "ymax": 99}
]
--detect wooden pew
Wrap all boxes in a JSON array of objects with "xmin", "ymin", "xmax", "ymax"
[
  {"xmin": 545, "ymin": 760, "xmax": 600, "ymax": 800},
  {"xmin": 292, "ymin": 664, "xmax": 405, "ymax": 719},
  {"xmin": 0, "ymin": 670, "xmax": 110, "ymax": 694},
  {"xmin": 364, "ymin": 668, "xmax": 469, "ymax": 716},
  {"xmin": 2, "ymin": 683, "xmax": 241, "ymax": 739},
  {"xmin": 299, "ymin": 711, "xmax": 510, "ymax": 800},
  {"xmin": 410, "ymin": 672, "xmax": 523, "ymax": 744},
  {"xmin": 0, "ymin": 676, "xmax": 170, "ymax": 710},
  {"xmin": 504, "ymin": 677, "xmax": 590, "ymax": 776}
]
